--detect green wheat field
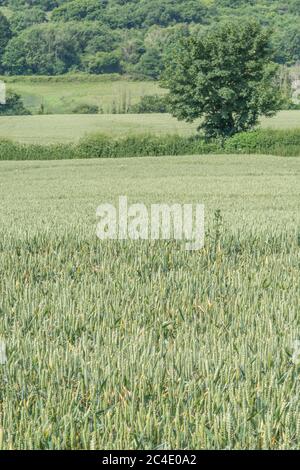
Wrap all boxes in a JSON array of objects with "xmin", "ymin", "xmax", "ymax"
[{"xmin": 0, "ymin": 154, "xmax": 299, "ymax": 449}]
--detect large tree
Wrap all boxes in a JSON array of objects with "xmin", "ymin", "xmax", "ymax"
[{"xmin": 162, "ymin": 20, "xmax": 281, "ymax": 139}]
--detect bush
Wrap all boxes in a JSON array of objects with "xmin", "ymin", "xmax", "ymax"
[
  {"xmin": 224, "ymin": 129, "xmax": 300, "ymax": 156},
  {"xmin": 0, "ymin": 90, "xmax": 31, "ymax": 115},
  {"xmin": 288, "ymin": 103, "xmax": 300, "ymax": 110},
  {"xmin": 72, "ymin": 103, "xmax": 100, "ymax": 114},
  {"xmin": 0, "ymin": 140, "xmax": 76, "ymax": 161},
  {"xmin": 0, "ymin": 73, "xmax": 123, "ymax": 84},
  {"xmin": 128, "ymin": 94, "xmax": 169, "ymax": 113},
  {"xmin": 0, "ymin": 129, "xmax": 299, "ymax": 161},
  {"xmin": 76, "ymin": 134, "xmax": 222, "ymax": 158}
]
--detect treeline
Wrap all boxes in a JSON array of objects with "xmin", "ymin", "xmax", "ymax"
[{"xmin": 0, "ymin": 0, "xmax": 300, "ymax": 77}]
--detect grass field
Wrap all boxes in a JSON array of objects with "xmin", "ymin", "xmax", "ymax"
[
  {"xmin": 0, "ymin": 111, "xmax": 299, "ymax": 144},
  {"xmin": 3, "ymin": 76, "xmax": 163, "ymax": 115},
  {"xmin": 0, "ymin": 154, "xmax": 299, "ymax": 449}
]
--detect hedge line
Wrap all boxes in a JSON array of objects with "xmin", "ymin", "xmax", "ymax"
[
  {"xmin": 0, "ymin": 73, "xmax": 124, "ymax": 84},
  {"xmin": 225, "ymin": 129, "xmax": 300, "ymax": 156},
  {"xmin": 0, "ymin": 130, "xmax": 299, "ymax": 161}
]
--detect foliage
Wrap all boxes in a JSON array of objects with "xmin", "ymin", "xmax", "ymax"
[
  {"xmin": 0, "ymin": 11, "xmax": 11, "ymax": 69},
  {"xmin": 0, "ymin": 89, "xmax": 30, "ymax": 115},
  {"xmin": 1, "ymin": 128, "xmax": 300, "ymax": 160},
  {"xmin": 2, "ymin": 23, "xmax": 79, "ymax": 74},
  {"xmin": 72, "ymin": 103, "xmax": 100, "ymax": 114},
  {"xmin": 273, "ymin": 24, "xmax": 300, "ymax": 65},
  {"xmin": 0, "ymin": 1, "xmax": 299, "ymax": 77},
  {"xmin": 224, "ymin": 128, "xmax": 300, "ymax": 156},
  {"xmin": 128, "ymin": 94, "xmax": 169, "ymax": 113},
  {"xmin": 81, "ymin": 50, "xmax": 122, "ymax": 74},
  {"xmin": 9, "ymin": 8, "xmax": 46, "ymax": 34},
  {"xmin": 162, "ymin": 20, "xmax": 281, "ymax": 139}
]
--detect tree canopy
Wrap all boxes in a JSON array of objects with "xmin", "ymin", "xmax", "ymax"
[
  {"xmin": 162, "ymin": 20, "xmax": 281, "ymax": 139},
  {"xmin": 0, "ymin": 0, "xmax": 299, "ymax": 77}
]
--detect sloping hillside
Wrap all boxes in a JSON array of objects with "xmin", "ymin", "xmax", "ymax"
[{"xmin": 0, "ymin": 0, "xmax": 299, "ymax": 77}]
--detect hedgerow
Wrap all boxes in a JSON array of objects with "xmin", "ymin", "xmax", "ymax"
[{"xmin": 0, "ymin": 130, "xmax": 299, "ymax": 161}]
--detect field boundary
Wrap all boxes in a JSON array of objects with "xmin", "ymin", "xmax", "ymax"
[{"xmin": 1, "ymin": 130, "xmax": 300, "ymax": 160}]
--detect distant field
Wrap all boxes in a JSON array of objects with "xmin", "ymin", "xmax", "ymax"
[
  {"xmin": 1, "ymin": 72, "xmax": 299, "ymax": 116},
  {"xmin": 2, "ymin": 76, "xmax": 163, "ymax": 114},
  {"xmin": 0, "ymin": 114, "xmax": 195, "ymax": 144},
  {"xmin": 0, "ymin": 111, "xmax": 299, "ymax": 144},
  {"xmin": 0, "ymin": 154, "xmax": 299, "ymax": 449},
  {"xmin": 260, "ymin": 111, "xmax": 300, "ymax": 129}
]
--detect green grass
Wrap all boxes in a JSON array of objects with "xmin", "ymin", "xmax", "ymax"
[
  {"xmin": 0, "ymin": 111, "xmax": 299, "ymax": 144},
  {"xmin": 260, "ymin": 111, "xmax": 300, "ymax": 129},
  {"xmin": 0, "ymin": 114, "xmax": 194, "ymax": 144},
  {"xmin": 0, "ymin": 154, "xmax": 299, "ymax": 449},
  {"xmin": 2, "ymin": 76, "xmax": 163, "ymax": 115}
]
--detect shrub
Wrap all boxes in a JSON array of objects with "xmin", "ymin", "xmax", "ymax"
[
  {"xmin": 72, "ymin": 103, "xmax": 100, "ymax": 114},
  {"xmin": 0, "ymin": 129, "xmax": 299, "ymax": 161},
  {"xmin": 0, "ymin": 73, "xmax": 123, "ymax": 84},
  {"xmin": 0, "ymin": 91, "xmax": 31, "ymax": 116},
  {"xmin": 0, "ymin": 140, "xmax": 76, "ymax": 161},
  {"xmin": 224, "ymin": 129, "xmax": 300, "ymax": 156},
  {"xmin": 76, "ymin": 134, "xmax": 222, "ymax": 158},
  {"xmin": 128, "ymin": 95, "xmax": 169, "ymax": 113}
]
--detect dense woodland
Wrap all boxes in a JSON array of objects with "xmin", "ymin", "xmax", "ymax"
[{"xmin": 0, "ymin": 0, "xmax": 299, "ymax": 77}]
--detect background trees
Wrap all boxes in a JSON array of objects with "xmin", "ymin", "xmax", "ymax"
[
  {"xmin": 162, "ymin": 21, "xmax": 281, "ymax": 139},
  {"xmin": 0, "ymin": 11, "xmax": 11, "ymax": 70},
  {"xmin": 3, "ymin": 24, "xmax": 79, "ymax": 74},
  {"xmin": 0, "ymin": 0, "xmax": 299, "ymax": 77},
  {"xmin": 9, "ymin": 8, "xmax": 46, "ymax": 34},
  {"xmin": 273, "ymin": 25, "xmax": 300, "ymax": 65}
]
